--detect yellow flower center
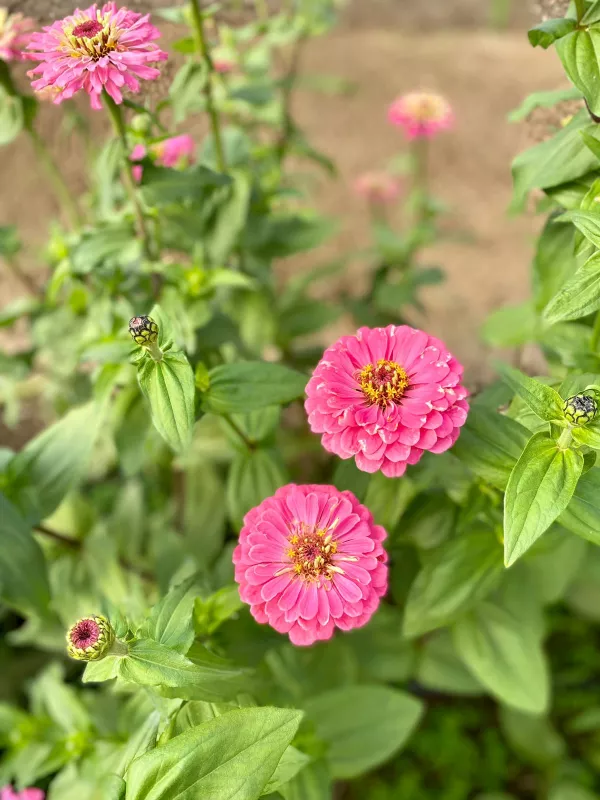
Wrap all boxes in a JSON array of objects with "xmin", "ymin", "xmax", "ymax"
[
  {"xmin": 64, "ymin": 13, "xmax": 119, "ymax": 60},
  {"xmin": 281, "ymin": 522, "xmax": 341, "ymax": 583},
  {"xmin": 405, "ymin": 93, "xmax": 447, "ymax": 123},
  {"xmin": 357, "ymin": 359, "xmax": 409, "ymax": 408}
]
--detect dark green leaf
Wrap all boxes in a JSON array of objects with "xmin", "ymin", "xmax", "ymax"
[
  {"xmin": 556, "ymin": 29, "xmax": 600, "ymax": 116},
  {"xmin": 533, "ymin": 218, "xmax": 577, "ymax": 311},
  {"xmin": 227, "ymin": 449, "xmax": 288, "ymax": 529},
  {"xmin": 547, "ymin": 252, "xmax": 600, "ymax": 322},
  {"xmin": 203, "ymin": 361, "xmax": 306, "ymax": 414},
  {"xmin": 138, "ymin": 574, "xmax": 199, "ymax": 653},
  {"xmin": 495, "ymin": 362, "xmax": 565, "ymax": 423},
  {"xmin": 560, "ymin": 466, "xmax": 600, "ymax": 543},
  {"xmin": 528, "ymin": 17, "xmax": 577, "ymax": 48},
  {"xmin": 416, "ymin": 631, "xmax": 484, "ymax": 696}
]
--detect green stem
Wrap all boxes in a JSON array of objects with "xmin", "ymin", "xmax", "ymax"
[
  {"xmin": 189, "ymin": 0, "xmax": 227, "ymax": 172},
  {"xmin": 146, "ymin": 341, "xmax": 164, "ymax": 362},
  {"xmin": 575, "ymin": 0, "xmax": 586, "ymax": 22},
  {"xmin": 557, "ymin": 427, "xmax": 573, "ymax": 451},
  {"xmin": 223, "ymin": 413, "xmax": 255, "ymax": 450},
  {"xmin": 103, "ymin": 93, "xmax": 155, "ymax": 261},
  {"xmin": 412, "ymin": 135, "xmax": 429, "ymax": 228},
  {"xmin": 27, "ymin": 127, "xmax": 82, "ymax": 230},
  {"xmin": 275, "ymin": 35, "xmax": 306, "ymax": 169}
]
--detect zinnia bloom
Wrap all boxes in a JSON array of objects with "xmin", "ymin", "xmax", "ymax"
[
  {"xmin": 388, "ymin": 91, "xmax": 453, "ymax": 140},
  {"xmin": 354, "ymin": 171, "xmax": 401, "ymax": 205},
  {"xmin": 233, "ymin": 484, "xmax": 388, "ymax": 646},
  {"xmin": 26, "ymin": 3, "xmax": 167, "ymax": 110},
  {"xmin": 0, "ymin": 9, "xmax": 35, "ymax": 61},
  {"xmin": 305, "ymin": 325, "xmax": 469, "ymax": 478},
  {"xmin": 130, "ymin": 134, "xmax": 195, "ymax": 181},
  {"xmin": 0, "ymin": 788, "xmax": 45, "ymax": 800}
]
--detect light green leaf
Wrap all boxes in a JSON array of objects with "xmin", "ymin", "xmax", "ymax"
[
  {"xmin": 528, "ymin": 17, "xmax": 577, "ymax": 48},
  {"xmin": 205, "ymin": 171, "xmax": 252, "ymax": 264},
  {"xmin": 203, "ymin": 361, "xmax": 307, "ymax": 414},
  {"xmin": 183, "ymin": 460, "xmax": 226, "ymax": 566},
  {"xmin": 279, "ymin": 760, "xmax": 331, "ymax": 800},
  {"xmin": 560, "ymin": 466, "xmax": 600, "ymax": 543},
  {"xmin": 560, "ymin": 208, "xmax": 600, "ymax": 248},
  {"xmin": 416, "ymin": 631, "xmax": 484, "ymax": 696},
  {"xmin": 533, "ymin": 217, "xmax": 577, "ymax": 312},
  {"xmin": 508, "ymin": 87, "xmax": 582, "ymax": 123},
  {"xmin": 124, "ymin": 707, "xmax": 303, "ymax": 800},
  {"xmin": 504, "ymin": 432, "xmax": 584, "ymax": 566},
  {"xmin": 6, "ymin": 402, "xmax": 102, "ymax": 522},
  {"xmin": 403, "ymin": 531, "xmax": 503, "ymax": 637},
  {"xmin": 572, "ymin": 422, "xmax": 600, "ymax": 448},
  {"xmin": 227, "ymin": 449, "xmax": 288, "ymax": 528},
  {"xmin": 544, "ymin": 251, "xmax": 600, "ymax": 323},
  {"xmin": 453, "ymin": 602, "xmax": 550, "ymax": 714},
  {"xmin": 500, "ymin": 707, "xmax": 565, "ymax": 766},
  {"xmin": 0, "ymin": 492, "xmax": 51, "ymax": 617},
  {"xmin": 194, "ymin": 585, "xmax": 243, "ymax": 636},
  {"xmin": 495, "ymin": 362, "xmax": 565, "ymax": 423},
  {"xmin": 138, "ymin": 574, "xmax": 200, "ymax": 653},
  {"xmin": 137, "ymin": 350, "xmax": 195, "ymax": 453},
  {"xmin": 549, "ymin": 782, "xmax": 599, "ymax": 800},
  {"xmin": 261, "ymin": 746, "xmax": 310, "ymax": 796},
  {"xmin": 303, "ymin": 685, "xmax": 423, "ymax": 779},
  {"xmin": 556, "ymin": 28, "xmax": 600, "ymax": 116}
]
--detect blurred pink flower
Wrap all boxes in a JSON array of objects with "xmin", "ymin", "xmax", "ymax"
[
  {"xmin": 26, "ymin": 2, "xmax": 167, "ymax": 110},
  {"xmin": 354, "ymin": 171, "xmax": 401, "ymax": 205},
  {"xmin": 130, "ymin": 134, "xmax": 195, "ymax": 181},
  {"xmin": 233, "ymin": 484, "xmax": 388, "ymax": 646},
  {"xmin": 1, "ymin": 787, "xmax": 45, "ymax": 800},
  {"xmin": 212, "ymin": 51, "xmax": 235, "ymax": 74},
  {"xmin": 388, "ymin": 91, "xmax": 453, "ymax": 140},
  {"xmin": 305, "ymin": 325, "xmax": 469, "ymax": 478},
  {"xmin": 0, "ymin": 9, "xmax": 35, "ymax": 61}
]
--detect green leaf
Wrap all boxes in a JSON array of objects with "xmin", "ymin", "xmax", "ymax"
[
  {"xmin": 194, "ymin": 585, "xmax": 244, "ymax": 636},
  {"xmin": 0, "ymin": 492, "xmax": 51, "ymax": 617},
  {"xmin": 205, "ymin": 171, "xmax": 252, "ymax": 264},
  {"xmin": 227, "ymin": 449, "xmax": 288, "ymax": 529},
  {"xmin": 6, "ymin": 402, "xmax": 102, "ymax": 522},
  {"xmin": 508, "ymin": 87, "xmax": 582, "ymax": 123},
  {"xmin": 544, "ymin": 237, "xmax": 600, "ymax": 322},
  {"xmin": 549, "ymin": 783, "xmax": 599, "ymax": 800},
  {"xmin": 504, "ymin": 432, "xmax": 584, "ymax": 566},
  {"xmin": 183, "ymin": 461, "xmax": 226, "ymax": 566},
  {"xmin": 572, "ymin": 422, "xmax": 600, "ymax": 448},
  {"xmin": 500, "ymin": 707, "xmax": 565, "ymax": 766},
  {"xmin": 403, "ymin": 532, "xmax": 503, "ymax": 637},
  {"xmin": 262, "ymin": 746, "xmax": 310, "ymax": 796},
  {"xmin": 557, "ymin": 29, "xmax": 600, "ymax": 116},
  {"xmin": 303, "ymin": 685, "xmax": 423, "ymax": 779},
  {"xmin": 453, "ymin": 601, "xmax": 550, "ymax": 713},
  {"xmin": 533, "ymin": 218, "xmax": 577, "ymax": 312},
  {"xmin": 279, "ymin": 760, "xmax": 331, "ymax": 800},
  {"xmin": 560, "ymin": 208, "xmax": 600, "ymax": 248},
  {"xmin": 139, "ymin": 163, "xmax": 229, "ymax": 206},
  {"xmin": 528, "ymin": 17, "xmax": 577, "ymax": 48},
  {"xmin": 560, "ymin": 466, "xmax": 600, "ymax": 543},
  {"xmin": 169, "ymin": 60, "xmax": 208, "ymax": 123},
  {"xmin": 124, "ymin": 707, "xmax": 303, "ymax": 800},
  {"xmin": 0, "ymin": 85, "xmax": 23, "ymax": 146},
  {"xmin": 416, "ymin": 631, "xmax": 484, "ymax": 696},
  {"xmin": 452, "ymin": 406, "xmax": 530, "ymax": 489},
  {"xmin": 71, "ymin": 223, "xmax": 140, "ymax": 273},
  {"xmin": 495, "ymin": 362, "xmax": 565, "ymax": 423},
  {"xmin": 137, "ymin": 351, "xmax": 195, "ymax": 453},
  {"xmin": 138, "ymin": 574, "xmax": 199, "ymax": 653},
  {"xmin": 203, "ymin": 361, "xmax": 306, "ymax": 414},
  {"xmin": 482, "ymin": 301, "xmax": 538, "ymax": 347}
]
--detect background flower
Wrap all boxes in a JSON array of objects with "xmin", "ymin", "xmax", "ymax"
[
  {"xmin": 388, "ymin": 91, "xmax": 453, "ymax": 140},
  {"xmin": 130, "ymin": 134, "xmax": 195, "ymax": 181},
  {"xmin": 0, "ymin": 9, "xmax": 35, "ymax": 62},
  {"xmin": 0, "ymin": 787, "xmax": 45, "ymax": 800},
  {"xmin": 354, "ymin": 171, "xmax": 401, "ymax": 205},
  {"xmin": 233, "ymin": 484, "xmax": 388, "ymax": 646},
  {"xmin": 305, "ymin": 324, "xmax": 469, "ymax": 477}
]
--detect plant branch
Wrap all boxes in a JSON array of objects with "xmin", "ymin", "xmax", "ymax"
[
  {"xmin": 222, "ymin": 413, "xmax": 255, "ymax": 450},
  {"xmin": 189, "ymin": 0, "xmax": 227, "ymax": 172},
  {"xmin": 275, "ymin": 34, "xmax": 307, "ymax": 168}
]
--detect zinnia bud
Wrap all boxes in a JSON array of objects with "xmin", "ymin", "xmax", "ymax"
[
  {"xmin": 66, "ymin": 615, "xmax": 115, "ymax": 661},
  {"xmin": 129, "ymin": 315, "xmax": 158, "ymax": 347},
  {"xmin": 563, "ymin": 394, "xmax": 598, "ymax": 426}
]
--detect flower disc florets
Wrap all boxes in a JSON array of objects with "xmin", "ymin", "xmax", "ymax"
[
  {"xmin": 66, "ymin": 614, "xmax": 114, "ymax": 661},
  {"xmin": 564, "ymin": 394, "xmax": 598, "ymax": 426},
  {"xmin": 388, "ymin": 91, "xmax": 453, "ymax": 140},
  {"xmin": 129, "ymin": 315, "xmax": 158, "ymax": 346}
]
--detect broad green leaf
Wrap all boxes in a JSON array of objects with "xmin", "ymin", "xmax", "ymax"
[
  {"xmin": 482, "ymin": 301, "xmax": 538, "ymax": 347},
  {"xmin": 203, "ymin": 361, "xmax": 307, "ymax": 414},
  {"xmin": 139, "ymin": 163, "xmax": 229, "ymax": 206},
  {"xmin": 549, "ymin": 783, "xmax": 598, "ymax": 800},
  {"xmin": 71, "ymin": 223, "xmax": 140, "ymax": 273},
  {"xmin": 504, "ymin": 432, "xmax": 584, "ymax": 566},
  {"xmin": 138, "ymin": 574, "xmax": 199, "ymax": 653},
  {"xmin": 31, "ymin": 663, "xmax": 91, "ymax": 733},
  {"xmin": 544, "ymin": 251, "xmax": 600, "ymax": 323},
  {"xmin": 183, "ymin": 460, "xmax": 226, "ymax": 566},
  {"xmin": 500, "ymin": 707, "xmax": 565, "ymax": 766},
  {"xmin": 528, "ymin": 17, "xmax": 577, "ymax": 49},
  {"xmin": 560, "ymin": 208, "xmax": 600, "ymax": 249},
  {"xmin": 205, "ymin": 171, "xmax": 252, "ymax": 264},
  {"xmin": 556, "ymin": 29, "xmax": 600, "ymax": 116},
  {"xmin": 169, "ymin": 60, "xmax": 208, "ymax": 122},
  {"xmin": 119, "ymin": 639, "xmax": 243, "ymax": 700},
  {"xmin": 261, "ymin": 746, "xmax": 310, "ymax": 796},
  {"xmin": 533, "ymin": 218, "xmax": 577, "ymax": 311},
  {"xmin": 453, "ymin": 602, "xmax": 550, "ymax": 714},
  {"xmin": 560, "ymin": 466, "xmax": 600, "ymax": 543},
  {"xmin": 453, "ymin": 407, "xmax": 529, "ymax": 489},
  {"xmin": 525, "ymin": 526, "xmax": 587, "ymax": 603},
  {"xmin": 403, "ymin": 531, "xmax": 503, "ymax": 637},
  {"xmin": 279, "ymin": 760, "xmax": 331, "ymax": 800},
  {"xmin": 6, "ymin": 402, "xmax": 102, "ymax": 522},
  {"xmin": 364, "ymin": 471, "xmax": 416, "ymax": 532},
  {"xmin": 572, "ymin": 422, "xmax": 600, "ymax": 449},
  {"xmin": 227, "ymin": 449, "xmax": 288, "ymax": 529},
  {"xmin": 303, "ymin": 685, "xmax": 423, "ymax": 779},
  {"xmin": 508, "ymin": 87, "xmax": 581, "ymax": 123},
  {"xmin": 416, "ymin": 631, "xmax": 484, "ymax": 696},
  {"xmin": 346, "ymin": 606, "xmax": 414, "ymax": 684},
  {"xmin": 137, "ymin": 350, "xmax": 195, "ymax": 453},
  {"xmin": 495, "ymin": 362, "xmax": 565, "ymax": 423},
  {"xmin": 124, "ymin": 707, "xmax": 303, "ymax": 800},
  {"xmin": 194, "ymin": 585, "xmax": 244, "ymax": 636},
  {"xmin": 0, "ymin": 493, "xmax": 50, "ymax": 617}
]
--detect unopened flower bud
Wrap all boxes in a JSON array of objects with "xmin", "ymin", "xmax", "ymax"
[
  {"xmin": 129, "ymin": 315, "xmax": 158, "ymax": 346},
  {"xmin": 66, "ymin": 615, "xmax": 115, "ymax": 661},
  {"xmin": 563, "ymin": 394, "xmax": 598, "ymax": 426}
]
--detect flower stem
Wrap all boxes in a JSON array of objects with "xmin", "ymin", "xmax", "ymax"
[
  {"xmin": 189, "ymin": 0, "xmax": 227, "ymax": 172},
  {"xmin": 557, "ymin": 427, "xmax": 573, "ymax": 451},
  {"xmin": 575, "ymin": 0, "xmax": 586, "ymax": 22},
  {"xmin": 223, "ymin": 413, "xmax": 255, "ymax": 450},
  {"xmin": 412, "ymin": 135, "xmax": 429, "ymax": 228},
  {"xmin": 103, "ymin": 92, "xmax": 155, "ymax": 261},
  {"xmin": 27, "ymin": 127, "xmax": 83, "ymax": 231}
]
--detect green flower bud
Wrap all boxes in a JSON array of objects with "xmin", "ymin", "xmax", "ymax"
[
  {"xmin": 66, "ymin": 615, "xmax": 115, "ymax": 661},
  {"xmin": 563, "ymin": 394, "xmax": 598, "ymax": 426},
  {"xmin": 130, "ymin": 113, "xmax": 151, "ymax": 134},
  {"xmin": 129, "ymin": 315, "xmax": 159, "ymax": 347}
]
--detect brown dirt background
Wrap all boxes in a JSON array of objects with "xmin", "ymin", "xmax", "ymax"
[{"xmin": 0, "ymin": 0, "xmax": 567, "ymax": 383}]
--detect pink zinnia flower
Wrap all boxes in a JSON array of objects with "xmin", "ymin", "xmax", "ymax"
[
  {"xmin": 354, "ymin": 172, "xmax": 401, "ymax": 205},
  {"xmin": 0, "ymin": 9, "xmax": 35, "ymax": 61},
  {"xmin": 305, "ymin": 325, "xmax": 469, "ymax": 478},
  {"xmin": 130, "ymin": 134, "xmax": 195, "ymax": 181},
  {"xmin": 26, "ymin": 3, "xmax": 168, "ymax": 110},
  {"xmin": 233, "ymin": 484, "xmax": 388, "ymax": 647},
  {"xmin": 388, "ymin": 91, "xmax": 453, "ymax": 140},
  {"xmin": 212, "ymin": 51, "xmax": 235, "ymax": 74},
  {"xmin": 1, "ymin": 787, "xmax": 45, "ymax": 800}
]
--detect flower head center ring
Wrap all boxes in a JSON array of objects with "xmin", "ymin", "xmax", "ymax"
[
  {"xmin": 67, "ymin": 16, "xmax": 117, "ymax": 59},
  {"xmin": 357, "ymin": 359, "xmax": 409, "ymax": 408},
  {"xmin": 281, "ymin": 523, "xmax": 340, "ymax": 582}
]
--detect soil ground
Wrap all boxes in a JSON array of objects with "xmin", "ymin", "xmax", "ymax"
[{"xmin": 0, "ymin": 0, "xmax": 565, "ymax": 383}]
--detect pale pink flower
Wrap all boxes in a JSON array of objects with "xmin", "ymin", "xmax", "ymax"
[
  {"xmin": 354, "ymin": 171, "xmax": 401, "ymax": 205},
  {"xmin": 305, "ymin": 325, "xmax": 469, "ymax": 478},
  {"xmin": 1, "ymin": 787, "xmax": 45, "ymax": 800},
  {"xmin": 388, "ymin": 91, "xmax": 453, "ymax": 140},
  {"xmin": 233, "ymin": 484, "xmax": 388, "ymax": 646},
  {"xmin": 0, "ymin": 9, "xmax": 35, "ymax": 61},
  {"xmin": 212, "ymin": 51, "xmax": 235, "ymax": 74},
  {"xmin": 130, "ymin": 134, "xmax": 195, "ymax": 181},
  {"xmin": 26, "ymin": 3, "xmax": 167, "ymax": 110}
]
